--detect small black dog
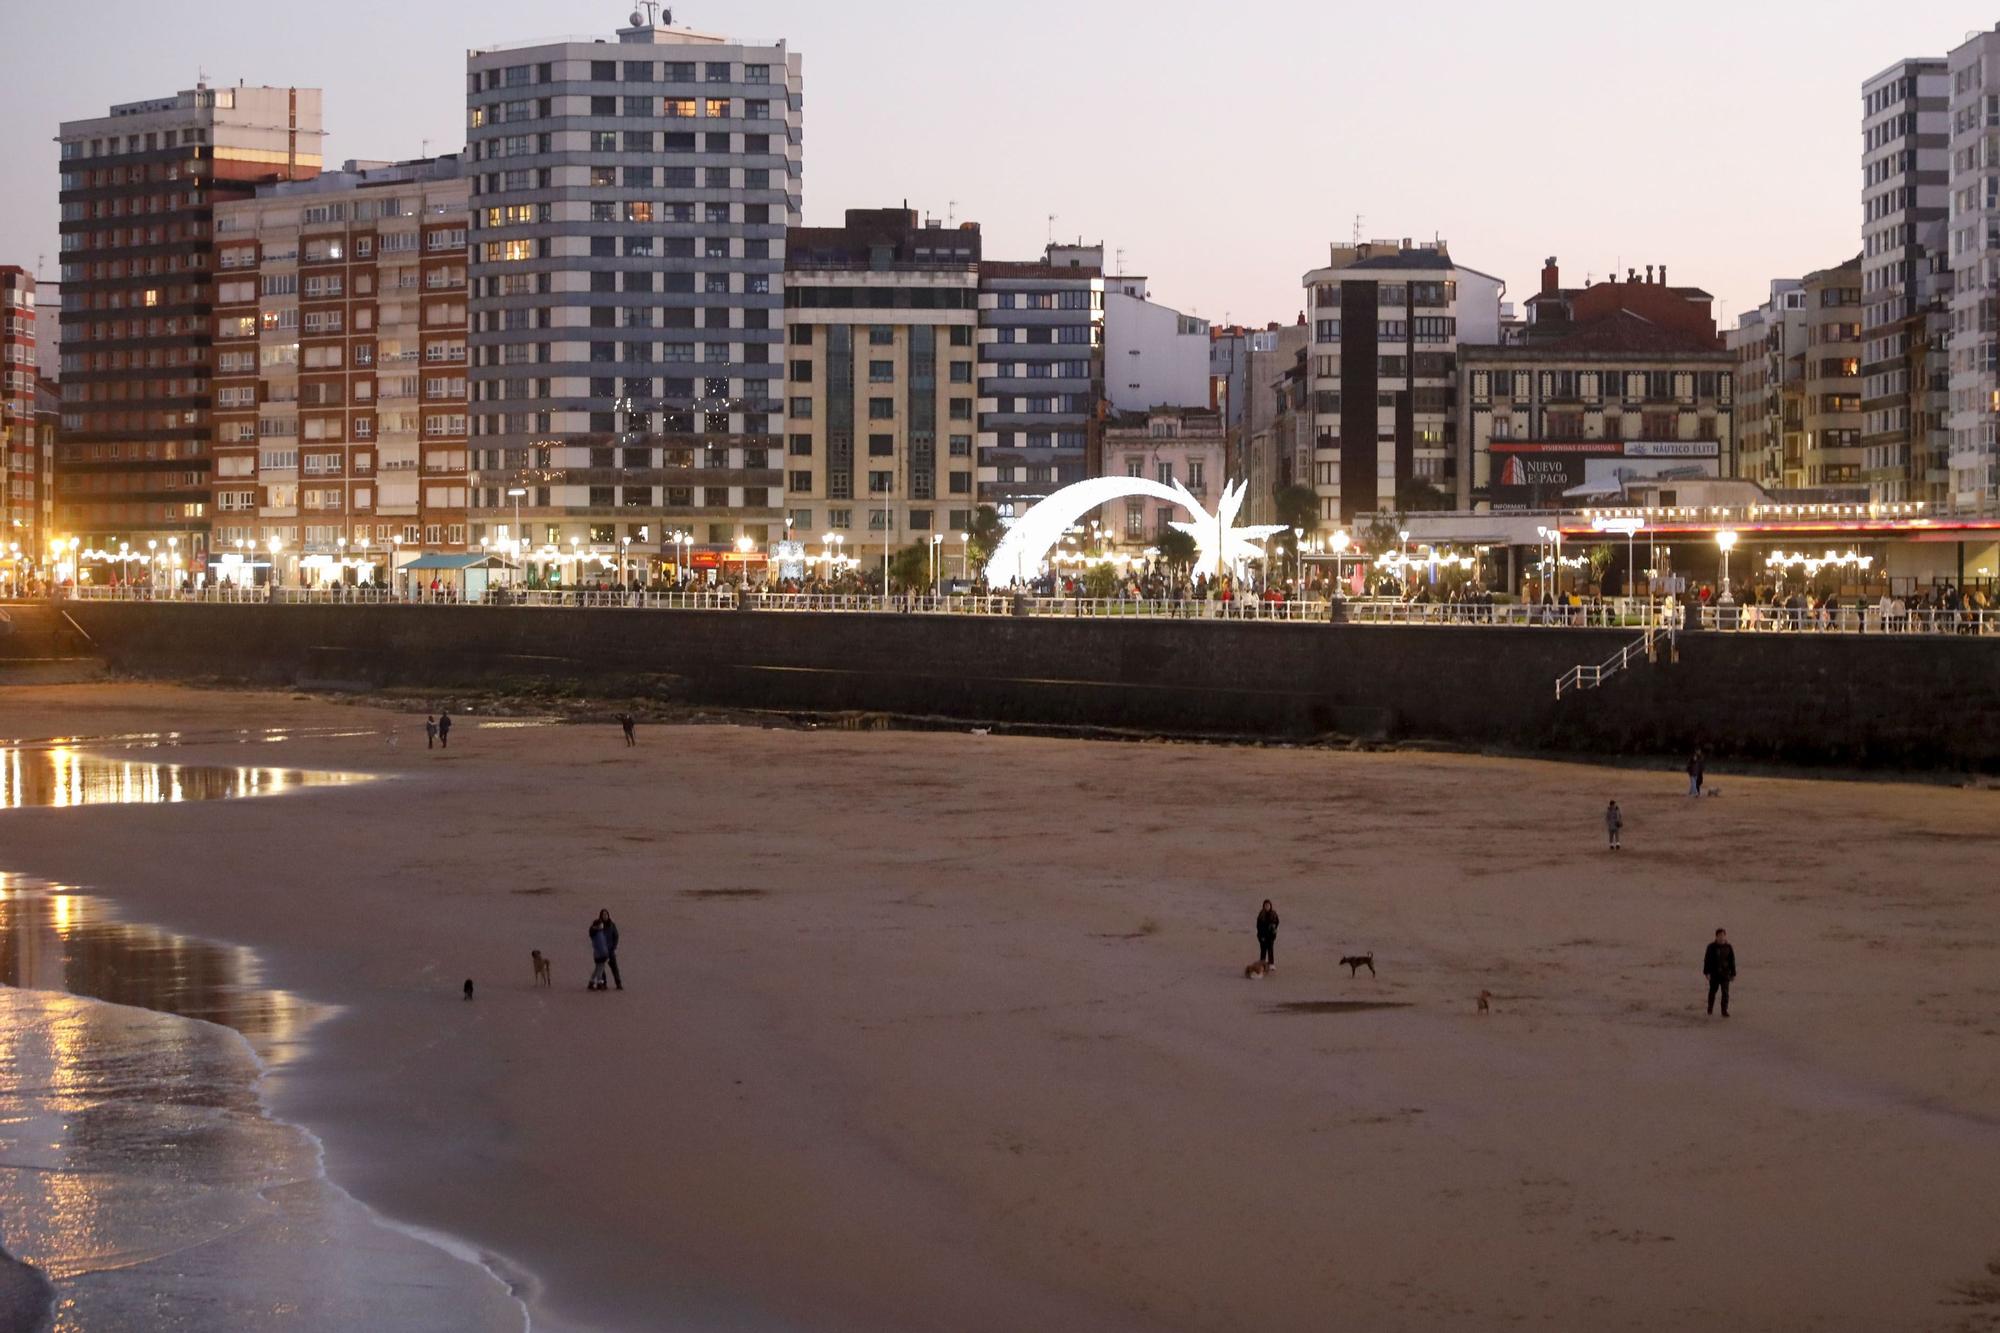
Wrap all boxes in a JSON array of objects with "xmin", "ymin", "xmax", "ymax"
[
  {"xmin": 463, "ymin": 978, "xmax": 475, "ymax": 1001},
  {"xmin": 1339, "ymin": 953, "xmax": 1375, "ymax": 978}
]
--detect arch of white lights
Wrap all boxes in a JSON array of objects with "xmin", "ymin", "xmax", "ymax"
[{"xmin": 982, "ymin": 476, "xmax": 1283, "ymax": 586}]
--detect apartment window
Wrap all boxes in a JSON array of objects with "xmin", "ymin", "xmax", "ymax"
[{"xmin": 868, "ymin": 397, "xmax": 894, "ymax": 420}]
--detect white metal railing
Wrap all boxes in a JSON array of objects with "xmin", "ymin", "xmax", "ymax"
[
  {"xmin": 48, "ymin": 586, "xmax": 2000, "ymax": 636},
  {"xmin": 1557, "ymin": 625, "xmax": 1674, "ymax": 700}
]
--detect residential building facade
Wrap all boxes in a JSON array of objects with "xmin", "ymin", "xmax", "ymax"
[
  {"xmin": 1860, "ymin": 57, "xmax": 1949, "ymax": 506},
  {"xmin": 211, "ymin": 157, "xmax": 471, "ymax": 584},
  {"xmin": 1302, "ymin": 238, "xmax": 1504, "ymax": 527},
  {"xmin": 55, "ymin": 85, "xmax": 324, "ymax": 563},
  {"xmin": 1101, "ymin": 407, "xmax": 1226, "ymax": 553},
  {"xmin": 1801, "ymin": 258, "xmax": 1865, "ymax": 488},
  {"xmin": 1, "ymin": 268, "xmax": 39, "ymax": 552},
  {"xmin": 782, "ymin": 208, "xmax": 981, "ymax": 565},
  {"xmin": 1947, "ymin": 26, "xmax": 2000, "ymax": 513},
  {"xmin": 1462, "ymin": 261, "xmax": 1732, "ymax": 511},
  {"xmin": 1732, "ymin": 279, "xmax": 1806, "ymax": 489},
  {"xmin": 977, "ymin": 244, "xmax": 1105, "ymax": 519},
  {"xmin": 1103, "ymin": 276, "xmax": 1210, "ymax": 413},
  {"xmin": 464, "ymin": 18, "xmax": 803, "ymax": 574}
]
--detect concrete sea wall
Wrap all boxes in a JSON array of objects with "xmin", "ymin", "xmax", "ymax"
[{"xmin": 58, "ymin": 602, "xmax": 2000, "ymax": 771}]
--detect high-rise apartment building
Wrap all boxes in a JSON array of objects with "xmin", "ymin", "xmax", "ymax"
[
  {"xmin": 464, "ymin": 17, "xmax": 803, "ymax": 572},
  {"xmin": 782, "ymin": 208, "xmax": 981, "ymax": 564},
  {"xmin": 211, "ymin": 157, "xmax": 470, "ymax": 585},
  {"xmin": 55, "ymin": 85, "xmax": 323, "ymax": 562},
  {"xmin": 1302, "ymin": 239, "xmax": 1503, "ymax": 526},
  {"xmin": 977, "ymin": 245, "xmax": 1105, "ymax": 519},
  {"xmin": 1860, "ymin": 58, "xmax": 1949, "ymax": 506},
  {"xmin": 1947, "ymin": 26, "xmax": 2000, "ymax": 514},
  {"xmin": 1731, "ymin": 279, "xmax": 1806, "ymax": 488},
  {"xmin": 1, "ymin": 268, "xmax": 39, "ymax": 553},
  {"xmin": 1801, "ymin": 257, "xmax": 1865, "ymax": 489}
]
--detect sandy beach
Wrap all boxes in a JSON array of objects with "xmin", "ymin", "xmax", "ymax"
[{"xmin": 2, "ymin": 682, "xmax": 1998, "ymax": 1331}]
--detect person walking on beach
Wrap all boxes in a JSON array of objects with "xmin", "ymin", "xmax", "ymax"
[
  {"xmin": 1703, "ymin": 929, "xmax": 1736, "ymax": 1017},
  {"xmin": 1255, "ymin": 899, "xmax": 1280, "ymax": 969},
  {"xmin": 424, "ymin": 716, "xmax": 437, "ymax": 750},
  {"xmin": 1686, "ymin": 748, "xmax": 1704, "ymax": 797},
  {"xmin": 1605, "ymin": 800, "xmax": 1623, "ymax": 851},
  {"xmin": 437, "ymin": 710, "xmax": 452, "ymax": 750},
  {"xmin": 617, "ymin": 713, "xmax": 637, "ymax": 747},
  {"xmin": 595, "ymin": 908, "xmax": 622, "ymax": 990},
  {"xmin": 587, "ymin": 914, "xmax": 611, "ymax": 991}
]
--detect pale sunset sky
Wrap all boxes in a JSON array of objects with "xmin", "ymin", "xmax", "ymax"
[{"xmin": 5, "ymin": 0, "xmax": 1995, "ymax": 327}]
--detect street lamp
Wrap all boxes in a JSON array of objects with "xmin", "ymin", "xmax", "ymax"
[
  {"xmin": 1716, "ymin": 528, "xmax": 1739, "ymax": 595},
  {"xmin": 735, "ymin": 533, "xmax": 754, "ymax": 588},
  {"xmin": 929, "ymin": 532, "xmax": 944, "ymax": 595},
  {"xmin": 507, "ymin": 487, "xmax": 527, "ymax": 546}
]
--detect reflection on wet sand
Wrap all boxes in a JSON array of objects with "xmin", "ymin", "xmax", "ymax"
[
  {"xmin": 0, "ymin": 748, "xmax": 366, "ymax": 811},
  {"xmin": 0, "ymin": 880, "xmax": 528, "ymax": 1330},
  {"xmin": 0, "ymin": 875, "xmax": 318, "ymax": 1066}
]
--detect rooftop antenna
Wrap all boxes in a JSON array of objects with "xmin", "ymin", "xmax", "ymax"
[
  {"xmin": 1114, "ymin": 247, "xmax": 1126, "ymax": 274},
  {"xmin": 946, "ymin": 199, "xmax": 957, "ymax": 226},
  {"xmin": 631, "ymin": 2, "xmax": 661, "ymax": 27},
  {"xmin": 1352, "ymin": 214, "xmax": 1362, "ymax": 247},
  {"xmin": 196, "ymin": 66, "xmax": 210, "ymax": 90},
  {"xmin": 1047, "ymin": 214, "xmax": 1058, "ymax": 244}
]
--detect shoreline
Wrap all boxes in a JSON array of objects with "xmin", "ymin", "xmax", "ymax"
[
  {"xmin": 0, "ymin": 872, "xmax": 535, "ymax": 1332},
  {"xmin": 1, "ymin": 682, "xmax": 1997, "ymax": 1330}
]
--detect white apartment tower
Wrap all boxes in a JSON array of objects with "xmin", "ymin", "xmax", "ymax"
[
  {"xmin": 1859, "ymin": 57, "xmax": 1949, "ymax": 506},
  {"xmin": 1947, "ymin": 25, "xmax": 2000, "ymax": 514},
  {"xmin": 464, "ymin": 16, "xmax": 803, "ymax": 570}
]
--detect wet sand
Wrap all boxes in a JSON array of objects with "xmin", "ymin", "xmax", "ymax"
[{"xmin": 2, "ymin": 683, "xmax": 1999, "ymax": 1331}]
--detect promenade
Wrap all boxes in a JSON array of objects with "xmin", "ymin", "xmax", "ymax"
[{"xmin": 52, "ymin": 586, "xmax": 2000, "ymax": 637}]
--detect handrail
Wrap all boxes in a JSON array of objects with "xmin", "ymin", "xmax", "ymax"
[{"xmin": 1557, "ymin": 625, "xmax": 1673, "ymax": 700}]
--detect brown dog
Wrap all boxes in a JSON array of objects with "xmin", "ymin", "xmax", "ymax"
[
  {"xmin": 1339, "ymin": 953, "xmax": 1375, "ymax": 978},
  {"xmin": 1244, "ymin": 961, "xmax": 1269, "ymax": 980},
  {"xmin": 531, "ymin": 950, "xmax": 553, "ymax": 988}
]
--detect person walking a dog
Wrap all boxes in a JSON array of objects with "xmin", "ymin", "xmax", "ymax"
[
  {"xmin": 1605, "ymin": 800, "xmax": 1623, "ymax": 851},
  {"xmin": 593, "ymin": 908, "xmax": 622, "ymax": 990},
  {"xmin": 1686, "ymin": 748, "xmax": 1704, "ymax": 797},
  {"xmin": 1702, "ymin": 928, "xmax": 1736, "ymax": 1017},
  {"xmin": 587, "ymin": 914, "xmax": 612, "ymax": 990},
  {"xmin": 1255, "ymin": 900, "xmax": 1280, "ymax": 969}
]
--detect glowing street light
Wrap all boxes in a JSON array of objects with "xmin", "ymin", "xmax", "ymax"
[{"xmin": 1716, "ymin": 528, "xmax": 1739, "ymax": 593}]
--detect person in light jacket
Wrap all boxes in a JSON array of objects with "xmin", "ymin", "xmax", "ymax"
[{"xmin": 1605, "ymin": 800, "xmax": 1623, "ymax": 851}]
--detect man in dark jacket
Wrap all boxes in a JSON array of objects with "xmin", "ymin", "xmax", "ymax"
[
  {"xmin": 595, "ymin": 908, "xmax": 622, "ymax": 990},
  {"xmin": 1703, "ymin": 929, "xmax": 1736, "ymax": 1017}
]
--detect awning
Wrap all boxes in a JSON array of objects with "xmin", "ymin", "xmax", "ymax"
[{"xmin": 399, "ymin": 553, "xmax": 517, "ymax": 572}]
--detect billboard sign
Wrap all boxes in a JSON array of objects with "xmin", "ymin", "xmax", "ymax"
[{"xmin": 1489, "ymin": 441, "xmax": 1718, "ymax": 510}]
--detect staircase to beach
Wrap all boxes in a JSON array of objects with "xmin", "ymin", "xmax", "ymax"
[{"xmin": 1555, "ymin": 624, "xmax": 1676, "ymax": 700}]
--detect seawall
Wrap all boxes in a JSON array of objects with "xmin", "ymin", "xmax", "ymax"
[{"xmin": 58, "ymin": 602, "xmax": 2000, "ymax": 771}]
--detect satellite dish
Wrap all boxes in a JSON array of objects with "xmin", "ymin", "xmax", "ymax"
[{"xmin": 631, "ymin": 12, "xmax": 644, "ymax": 26}]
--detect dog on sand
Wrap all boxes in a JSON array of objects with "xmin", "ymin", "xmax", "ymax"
[
  {"xmin": 531, "ymin": 950, "xmax": 553, "ymax": 987},
  {"xmin": 1244, "ymin": 961, "xmax": 1269, "ymax": 980},
  {"xmin": 1477, "ymin": 989, "xmax": 1492, "ymax": 1014},
  {"xmin": 1339, "ymin": 953, "xmax": 1375, "ymax": 978}
]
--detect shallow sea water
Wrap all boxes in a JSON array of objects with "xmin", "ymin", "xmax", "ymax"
[{"xmin": 0, "ymin": 877, "xmax": 529, "ymax": 1332}]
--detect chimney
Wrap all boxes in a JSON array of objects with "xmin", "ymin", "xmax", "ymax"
[
  {"xmin": 1645, "ymin": 265, "xmax": 1655, "ymax": 285},
  {"xmin": 1628, "ymin": 268, "xmax": 1638, "ymax": 284},
  {"xmin": 1659, "ymin": 264, "xmax": 1669, "ymax": 286},
  {"xmin": 1541, "ymin": 257, "xmax": 1560, "ymax": 296}
]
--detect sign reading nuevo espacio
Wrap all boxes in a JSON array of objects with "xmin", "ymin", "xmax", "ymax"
[{"xmin": 1488, "ymin": 440, "xmax": 1720, "ymax": 510}]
